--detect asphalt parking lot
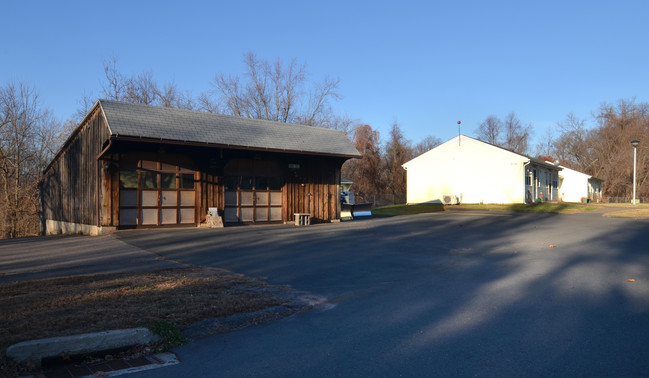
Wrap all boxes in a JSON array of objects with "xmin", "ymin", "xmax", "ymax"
[
  {"xmin": 113, "ymin": 210, "xmax": 649, "ymax": 377},
  {"xmin": 3, "ymin": 210, "xmax": 649, "ymax": 376}
]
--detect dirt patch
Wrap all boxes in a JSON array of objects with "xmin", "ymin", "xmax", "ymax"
[{"xmin": 0, "ymin": 266, "xmax": 311, "ymax": 377}]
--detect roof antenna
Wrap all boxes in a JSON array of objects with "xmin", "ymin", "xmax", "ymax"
[{"xmin": 457, "ymin": 121, "xmax": 462, "ymax": 146}]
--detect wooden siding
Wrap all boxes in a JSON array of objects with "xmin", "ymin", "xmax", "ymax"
[
  {"xmin": 283, "ymin": 157, "xmax": 342, "ymax": 222},
  {"xmin": 198, "ymin": 172, "xmax": 223, "ymax": 224},
  {"xmin": 40, "ymin": 107, "xmax": 110, "ymax": 227}
]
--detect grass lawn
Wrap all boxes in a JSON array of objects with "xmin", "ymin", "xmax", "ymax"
[
  {"xmin": 373, "ymin": 202, "xmax": 599, "ymax": 216},
  {"xmin": 372, "ymin": 203, "xmax": 445, "ymax": 216},
  {"xmin": 0, "ymin": 266, "xmax": 298, "ymax": 377}
]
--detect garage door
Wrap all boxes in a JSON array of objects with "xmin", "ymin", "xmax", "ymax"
[
  {"xmin": 119, "ymin": 160, "xmax": 196, "ymax": 227},
  {"xmin": 223, "ymin": 160, "xmax": 283, "ymax": 223}
]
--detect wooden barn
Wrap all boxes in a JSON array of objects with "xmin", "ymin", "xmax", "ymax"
[{"xmin": 39, "ymin": 100, "xmax": 360, "ymax": 235}]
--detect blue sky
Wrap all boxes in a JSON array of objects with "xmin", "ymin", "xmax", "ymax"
[{"xmin": 2, "ymin": 0, "xmax": 648, "ymax": 148}]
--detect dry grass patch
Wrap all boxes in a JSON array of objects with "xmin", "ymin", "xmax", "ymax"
[
  {"xmin": 598, "ymin": 203, "xmax": 649, "ymax": 208},
  {"xmin": 0, "ymin": 266, "xmax": 288, "ymax": 352},
  {"xmin": 602, "ymin": 208, "xmax": 649, "ymax": 219},
  {"xmin": 453, "ymin": 203, "xmax": 599, "ymax": 214}
]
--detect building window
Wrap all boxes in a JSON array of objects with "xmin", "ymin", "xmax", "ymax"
[
  {"xmin": 158, "ymin": 173, "xmax": 175, "ymax": 189},
  {"xmin": 269, "ymin": 177, "xmax": 282, "ymax": 190},
  {"xmin": 180, "ymin": 174, "xmax": 194, "ymax": 189},
  {"xmin": 120, "ymin": 169, "xmax": 138, "ymax": 189},
  {"xmin": 141, "ymin": 171, "xmax": 157, "ymax": 189}
]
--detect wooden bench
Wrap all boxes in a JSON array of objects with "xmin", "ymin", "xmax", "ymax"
[{"xmin": 294, "ymin": 213, "xmax": 311, "ymax": 226}]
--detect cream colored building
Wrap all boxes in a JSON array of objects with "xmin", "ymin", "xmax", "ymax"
[
  {"xmin": 402, "ymin": 135, "xmax": 562, "ymax": 204},
  {"xmin": 555, "ymin": 165, "xmax": 603, "ymax": 203}
]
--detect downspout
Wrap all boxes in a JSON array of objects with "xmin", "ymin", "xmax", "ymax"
[{"xmin": 97, "ymin": 139, "xmax": 114, "ymax": 161}]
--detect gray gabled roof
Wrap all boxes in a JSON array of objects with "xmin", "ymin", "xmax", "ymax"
[
  {"xmin": 98, "ymin": 100, "xmax": 360, "ymax": 158},
  {"xmin": 403, "ymin": 134, "xmax": 561, "ymax": 171}
]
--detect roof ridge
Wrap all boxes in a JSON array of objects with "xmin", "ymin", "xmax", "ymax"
[{"xmin": 97, "ymin": 99, "xmax": 342, "ymax": 134}]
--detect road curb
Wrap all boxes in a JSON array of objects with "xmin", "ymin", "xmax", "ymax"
[{"xmin": 6, "ymin": 327, "xmax": 159, "ymax": 367}]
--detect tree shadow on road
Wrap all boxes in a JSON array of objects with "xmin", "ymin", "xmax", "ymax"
[{"xmin": 114, "ymin": 213, "xmax": 649, "ymax": 376}]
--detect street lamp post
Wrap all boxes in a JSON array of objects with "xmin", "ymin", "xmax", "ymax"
[{"xmin": 632, "ymin": 139, "xmax": 640, "ymax": 205}]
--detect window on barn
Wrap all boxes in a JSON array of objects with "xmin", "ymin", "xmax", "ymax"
[{"xmin": 120, "ymin": 169, "xmax": 138, "ymax": 189}]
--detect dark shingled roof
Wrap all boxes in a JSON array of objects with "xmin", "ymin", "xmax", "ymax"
[{"xmin": 99, "ymin": 100, "xmax": 360, "ymax": 158}]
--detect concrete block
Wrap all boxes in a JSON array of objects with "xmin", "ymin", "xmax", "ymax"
[{"xmin": 6, "ymin": 327, "xmax": 159, "ymax": 365}]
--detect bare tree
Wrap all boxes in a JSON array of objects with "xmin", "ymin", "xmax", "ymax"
[
  {"xmin": 101, "ymin": 56, "xmax": 126, "ymax": 101},
  {"xmin": 95, "ymin": 57, "xmax": 196, "ymax": 112},
  {"xmin": 205, "ymin": 52, "xmax": 340, "ymax": 126},
  {"xmin": 300, "ymin": 76, "xmax": 341, "ymax": 126},
  {"xmin": 476, "ymin": 115, "xmax": 502, "ymax": 145},
  {"xmin": 383, "ymin": 122, "xmax": 412, "ymax": 195},
  {"xmin": 124, "ymin": 71, "xmax": 159, "ymax": 105},
  {"xmin": 318, "ymin": 114, "xmax": 357, "ymax": 137},
  {"xmin": 85, "ymin": 54, "xmax": 340, "ymax": 128},
  {"xmin": 0, "ymin": 82, "xmax": 62, "ymax": 237},
  {"xmin": 589, "ymin": 100, "xmax": 649, "ymax": 199},
  {"xmin": 212, "ymin": 73, "xmax": 246, "ymax": 117},
  {"xmin": 476, "ymin": 113, "xmax": 531, "ymax": 154},
  {"xmin": 159, "ymin": 83, "xmax": 195, "ymax": 110},
  {"xmin": 503, "ymin": 112, "xmax": 531, "ymax": 154},
  {"xmin": 197, "ymin": 92, "xmax": 221, "ymax": 113},
  {"xmin": 534, "ymin": 127, "xmax": 555, "ymax": 159},
  {"xmin": 412, "ymin": 135, "xmax": 442, "ymax": 157},
  {"xmin": 74, "ymin": 90, "xmax": 96, "ymax": 122},
  {"xmin": 552, "ymin": 113, "xmax": 591, "ymax": 170},
  {"xmin": 550, "ymin": 100, "xmax": 649, "ymax": 200}
]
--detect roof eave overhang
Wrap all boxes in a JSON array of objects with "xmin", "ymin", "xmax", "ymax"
[
  {"xmin": 527, "ymin": 159, "xmax": 562, "ymax": 170},
  {"xmin": 109, "ymin": 135, "xmax": 362, "ymax": 160}
]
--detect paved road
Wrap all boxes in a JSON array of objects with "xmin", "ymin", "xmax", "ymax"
[
  {"xmin": 0, "ymin": 234, "xmax": 183, "ymax": 283},
  {"xmin": 107, "ymin": 210, "xmax": 649, "ymax": 377},
  {"xmin": 2, "ymin": 211, "xmax": 648, "ymax": 376}
]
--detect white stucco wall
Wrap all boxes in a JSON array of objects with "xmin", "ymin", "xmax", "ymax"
[{"xmin": 403, "ymin": 135, "xmax": 528, "ymax": 204}]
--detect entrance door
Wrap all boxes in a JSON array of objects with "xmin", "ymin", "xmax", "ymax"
[{"xmin": 119, "ymin": 160, "xmax": 196, "ymax": 227}]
